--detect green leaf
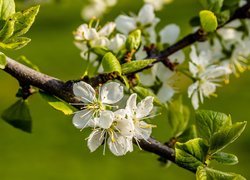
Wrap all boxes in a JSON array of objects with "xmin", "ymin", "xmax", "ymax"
[
  {"xmin": 0, "ymin": 0, "xmax": 15, "ymax": 20},
  {"xmin": 211, "ymin": 152, "xmax": 238, "ymax": 165},
  {"xmin": 195, "ymin": 110, "xmax": 231, "ymax": 143},
  {"xmin": 209, "ymin": 121, "xmax": 247, "ymax": 153},
  {"xmin": 10, "ymin": 5, "xmax": 40, "ymax": 38},
  {"xmin": 175, "ymin": 138, "xmax": 209, "ymax": 172},
  {"xmin": 17, "ymin": 55, "xmax": 40, "ymax": 71},
  {"xmin": 0, "ymin": 37, "xmax": 31, "ymax": 49},
  {"xmin": 121, "ymin": 59, "xmax": 156, "ymax": 74},
  {"xmin": 199, "ymin": 10, "xmax": 218, "ymax": 32},
  {"xmin": 223, "ymin": 0, "xmax": 241, "ymax": 7},
  {"xmin": 199, "ymin": 0, "xmax": 224, "ymax": 13},
  {"xmin": 40, "ymin": 92, "xmax": 75, "ymax": 115},
  {"xmin": 177, "ymin": 125, "xmax": 198, "ymax": 143},
  {"xmin": 217, "ymin": 10, "xmax": 231, "ymax": 25},
  {"xmin": 190, "ymin": 16, "xmax": 201, "ymax": 27},
  {"xmin": 0, "ymin": 51, "xmax": 6, "ymax": 69},
  {"xmin": 196, "ymin": 166, "xmax": 246, "ymax": 180},
  {"xmin": 0, "ymin": 18, "xmax": 15, "ymax": 41},
  {"xmin": 133, "ymin": 86, "xmax": 162, "ymax": 106},
  {"xmin": 126, "ymin": 29, "xmax": 141, "ymax": 51},
  {"xmin": 168, "ymin": 97, "xmax": 190, "ymax": 137},
  {"xmin": 101, "ymin": 52, "xmax": 122, "ymax": 74},
  {"xmin": 1, "ymin": 99, "xmax": 32, "ymax": 133}
]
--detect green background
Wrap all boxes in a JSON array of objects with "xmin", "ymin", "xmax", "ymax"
[{"xmin": 0, "ymin": 0, "xmax": 250, "ymax": 179}]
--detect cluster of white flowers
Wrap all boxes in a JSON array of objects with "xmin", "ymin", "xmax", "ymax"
[
  {"xmin": 72, "ymin": 81, "xmax": 155, "ymax": 156},
  {"xmin": 75, "ymin": 4, "xmax": 185, "ymax": 103},
  {"xmin": 188, "ymin": 18, "xmax": 250, "ymax": 109},
  {"xmin": 75, "ymin": 3, "xmax": 250, "ymax": 111},
  {"xmin": 188, "ymin": 46, "xmax": 231, "ymax": 109},
  {"xmin": 74, "ymin": 21, "xmax": 126, "ymax": 67}
]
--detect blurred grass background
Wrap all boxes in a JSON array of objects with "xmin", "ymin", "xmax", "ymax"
[{"xmin": 0, "ymin": 0, "xmax": 250, "ymax": 179}]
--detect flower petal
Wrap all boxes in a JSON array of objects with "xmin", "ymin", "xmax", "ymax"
[
  {"xmin": 97, "ymin": 110, "xmax": 114, "ymax": 129},
  {"xmin": 157, "ymin": 84, "xmax": 175, "ymax": 103},
  {"xmin": 138, "ymin": 4, "xmax": 155, "ymax": 25},
  {"xmin": 109, "ymin": 34, "xmax": 126, "ymax": 53},
  {"xmin": 115, "ymin": 15, "xmax": 136, "ymax": 34},
  {"xmin": 134, "ymin": 121, "xmax": 152, "ymax": 140},
  {"xmin": 98, "ymin": 22, "xmax": 116, "ymax": 37},
  {"xmin": 125, "ymin": 93, "xmax": 137, "ymax": 116},
  {"xmin": 100, "ymin": 82, "xmax": 124, "ymax": 104},
  {"xmin": 160, "ymin": 24, "xmax": 180, "ymax": 45},
  {"xmin": 73, "ymin": 81, "xmax": 96, "ymax": 103},
  {"xmin": 72, "ymin": 109, "xmax": 94, "ymax": 129},
  {"xmin": 136, "ymin": 96, "xmax": 154, "ymax": 119},
  {"xmin": 169, "ymin": 50, "xmax": 185, "ymax": 64},
  {"xmin": 87, "ymin": 129, "xmax": 104, "ymax": 152},
  {"xmin": 108, "ymin": 134, "xmax": 130, "ymax": 156},
  {"xmin": 114, "ymin": 109, "xmax": 134, "ymax": 138}
]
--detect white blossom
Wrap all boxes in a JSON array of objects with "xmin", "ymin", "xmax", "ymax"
[
  {"xmin": 188, "ymin": 46, "xmax": 231, "ymax": 109},
  {"xmin": 160, "ymin": 24, "xmax": 180, "ymax": 45},
  {"xmin": 115, "ymin": 4, "xmax": 160, "ymax": 36},
  {"xmin": 108, "ymin": 34, "xmax": 127, "ymax": 53},
  {"xmin": 125, "ymin": 93, "xmax": 155, "ymax": 142},
  {"xmin": 87, "ymin": 109, "xmax": 134, "ymax": 156},
  {"xmin": 74, "ymin": 22, "xmax": 116, "ymax": 52},
  {"xmin": 72, "ymin": 81, "xmax": 123, "ymax": 129}
]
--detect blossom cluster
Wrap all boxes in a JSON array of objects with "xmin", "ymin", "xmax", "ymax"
[
  {"xmin": 188, "ymin": 18, "xmax": 250, "ymax": 109},
  {"xmin": 74, "ymin": 4, "xmax": 184, "ymax": 102},
  {"xmin": 72, "ymin": 81, "xmax": 155, "ymax": 156},
  {"xmin": 74, "ymin": 2, "xmax": 250, "ymax": 111}
]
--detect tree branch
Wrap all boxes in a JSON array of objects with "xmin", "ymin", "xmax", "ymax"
[
  {"xmin": 132, "ymin": 2, "xmax": 250, "ymax": 74},
  {"xmin": 3, "ymin": 57, "xmax": 188, "ymax": 171},
  {"xmin": 1, "ymin": 2, "xmax": 250, "ymax": 174}
]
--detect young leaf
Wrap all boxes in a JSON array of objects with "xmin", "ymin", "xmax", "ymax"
[
  {"xmin": 133, "ymin": 86, "xmax": 162, "ymax": 106},
  {"xmin": 211, "ymin": 152, "xmax": 238, "ymax": 165},
  {"xmin": 0, "ymin": 18, "xmax": 15, "ymax": 41},
  {"xmin": 196, "ymin": 166, "xmax": 246, "ymax": 180},
  {"xmin": 199, "ymin": 10, "xmax": 218, "ymax": 32},
  {"xmin": 101, "ymin": 52, "xmax": 122, "ymax": 74},
  {"xmin": 11, "ymin": 5, "xmax": 40, "ymax": 38},
  {"xmin": 17, "ymin": 55, "xmax": 40, "ymax": 71},
  {"xmin": 175, "ymin": 138, "xmax": 209, "ymax": 172},
  {"xmin": 199, "ymin": 0, "xmax": 224, "ymax": 13},
  {"xmin": 168, "ymin": 97, "xmax": 190, "ymax": 137},
  {"xmin": 0, "ymin": 37, "xmax": 31, "ymax": 50},
  {"xmin": 0, "ymin": 0, "xmax": 15, "ymax": 20},
  {"xmin": 40, "ymin": 92, "xmax": 75, "ymax": 115},
  {"xmin": 1, "ymin": 99, "xmax": 32, "ymax": 133},
  {"xmin": 0, "ymin": 52, "xmax": 7, "ymax": 69},
  {"xmin": 121, "ymin": 59, "xmax": 156, "ymax": 74},
  {"xmin": 217, "ymin": 10, "xmax": 230, "ymax": 25},
  {"xmin": 195, "ymin": 110, "xmax": 231, "ymax": 143},
  {"xmin": 209, "ymin": 121, "xmax": 247, "ymax": 154},
  {"xmin": 126, "ymin": 29, "xmax": 141, "ymax": 51}
]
